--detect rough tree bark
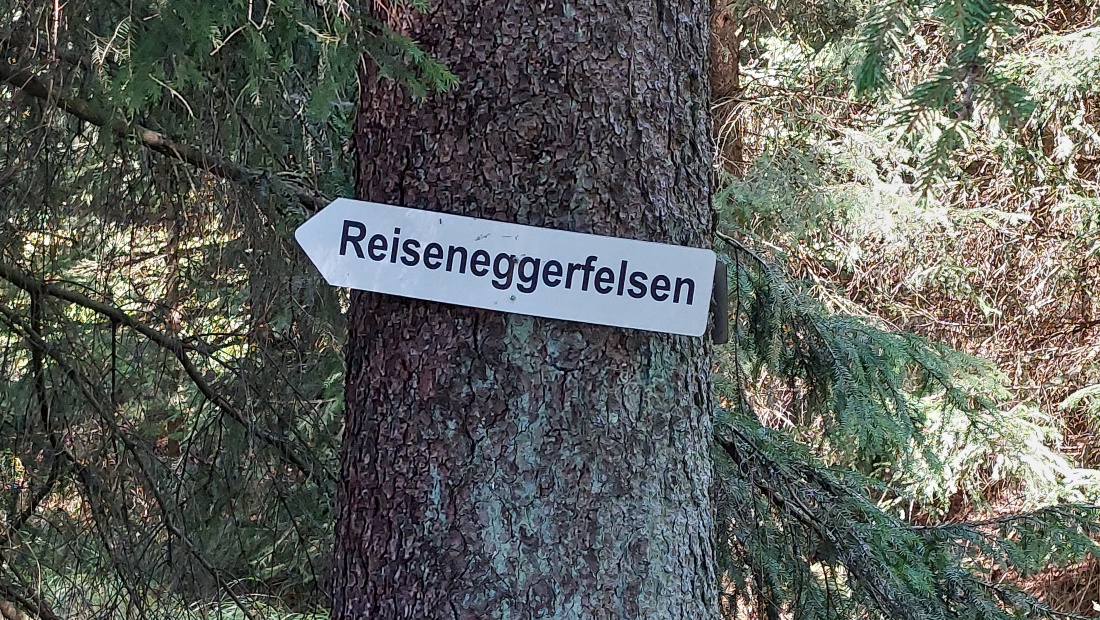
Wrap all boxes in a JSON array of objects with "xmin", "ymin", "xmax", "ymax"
[
  {"xmin": 710, "ymin": 1, "xmax": 744, "ymax": 175},
  {"xmin": 335, "ymin": 1, "xmax": 718, "ymax": 618}
]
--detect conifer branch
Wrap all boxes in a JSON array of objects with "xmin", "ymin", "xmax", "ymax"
[
  {"xmin": 910, "ymin": 505, "xmax": 1100, "ymax": 531},
  {"xmin": 0, "ymin": 580, "xmax": 62, "ymax": 620},
  {"xmin": 0, "ymin": 61, "xmax": 329, "ymax": 213},
  {"xmin": 716, "ymin": 427, "xmax": 921, "ymax": 620},
  {"xmin": 0, "ymin": 262, "xmax": 336, "ymax": 488},
  {"xmin": 0, "ymin": 302, "xmax": 265, "ymax": 620},
  {"xmin": 1, "ymin": 292, "xmax": 66, "ymax": 547},
  {"xmin": 1, "ymin": 446, "xmax": 64, "ymax": 545}
]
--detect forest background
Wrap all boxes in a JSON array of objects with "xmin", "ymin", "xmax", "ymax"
[{"xmin": 1, "ymin": 0, "xmax": 1099, "ymax": 618}]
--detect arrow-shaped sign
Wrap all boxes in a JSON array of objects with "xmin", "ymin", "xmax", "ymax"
[{"xmin": 295, "ymin": 199, "xmax": 716, "ymax": 336}]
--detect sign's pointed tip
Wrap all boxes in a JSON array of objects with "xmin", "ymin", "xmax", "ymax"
[
  {"xmin": 294, "ymin": 215, "xmax": 316, "ymax": 254},
  {"xmin": 295, "ymin": 199, "xmax": 340, "ymax": 249}
]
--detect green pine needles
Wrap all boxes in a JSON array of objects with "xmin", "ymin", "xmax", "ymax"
[
  {"xmin": 854, "ymin": 0, "xmax": 1036, "ymax": 193},
  {"xmin": 711, "ymin": 229, "xmax": 1100, "ymax": 619}
]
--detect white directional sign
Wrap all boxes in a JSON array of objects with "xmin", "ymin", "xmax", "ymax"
[{"xmin": 295, "ymin": 199, "xmax": 716, "ymax": 336}]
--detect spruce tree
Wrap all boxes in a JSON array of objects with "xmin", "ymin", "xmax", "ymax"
[{"xmin": 334, "ymin": 0, "xmax": 718, "ymax": 616}]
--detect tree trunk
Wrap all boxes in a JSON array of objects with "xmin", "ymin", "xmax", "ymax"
[
  {"xmin": 335, "ymin": 1, "xmax": 718, "ymax": 618},
  {"xmin": 710, "ymin": 1, "xmax": 744, "ymax": 175}
]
